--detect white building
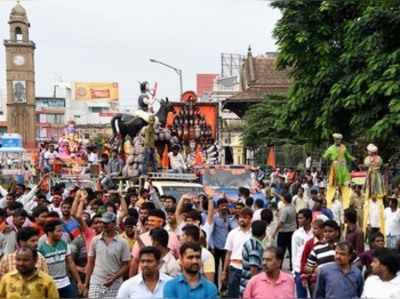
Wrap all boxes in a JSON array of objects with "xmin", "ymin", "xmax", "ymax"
[{"xmin": 53, "ymin": 82, "xmax": 119, "ymax": 126}]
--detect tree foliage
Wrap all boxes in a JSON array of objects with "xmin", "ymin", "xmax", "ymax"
[
  {"xmin": 270, "ymin": 0, "xmax": 400, "ymax": 154},
  {"xmin": 242, "ymin": 94, "xmax": 300, "ymax": 147}
]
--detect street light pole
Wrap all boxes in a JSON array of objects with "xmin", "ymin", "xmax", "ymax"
[{"xmin": 149, "ymin": 58, "xmax": 183, "ymax": 99}]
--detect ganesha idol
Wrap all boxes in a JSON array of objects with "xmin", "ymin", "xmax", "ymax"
[{"xmin": 58, "ymin": 121, "xmax": 86, "ymax": 161}]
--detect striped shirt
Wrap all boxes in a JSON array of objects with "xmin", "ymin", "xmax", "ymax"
[
  {"xmin": 306, "ymin": 242, "xmax": 335, "ymax": 271},
  {"xmin": 240, "ymin": 237, "xmax": 264, "ymax": 293},
  {"xmin": 38, "ymin": 240, "xmax": 71, "ymax": 289}
]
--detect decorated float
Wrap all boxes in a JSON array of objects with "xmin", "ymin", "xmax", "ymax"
[{"xmin": 54, "ymin": 121, "xmax": 88, "ymax": 176}]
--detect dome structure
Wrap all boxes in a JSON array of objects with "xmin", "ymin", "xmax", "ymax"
[{"xmin": 10, "ymin": 3, "xmax": 27, "ymax": 17}]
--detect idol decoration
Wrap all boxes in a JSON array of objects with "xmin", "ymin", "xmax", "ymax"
[
  {"xmin": 167, "ymin": 92, "xmax": 217, "ymax": 169},
  {"xmin": 57, "ymin": 121, "xmax": 87, "ymax": 174},
  {"xmin": 170, "ymin": 100, "xmax": 214, "ymax": 149}
]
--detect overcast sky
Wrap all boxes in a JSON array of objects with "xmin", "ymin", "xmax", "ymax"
[{"xmin": 0, "ymin": 0, "xmax": 280, "ymax": 106}]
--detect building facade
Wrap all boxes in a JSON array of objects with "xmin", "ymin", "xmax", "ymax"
[
  {"xmin": 36, "ymin": 97, "xmax": 66, "ymax": 142},
  {"xmin": 218, "ymin": 48, "xmax": 290, "ymax": 165}
]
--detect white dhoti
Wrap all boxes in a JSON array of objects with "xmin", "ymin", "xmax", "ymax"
[{"xmin": 133, "ymin": 110, "xmax": 159, "ymax": 125}]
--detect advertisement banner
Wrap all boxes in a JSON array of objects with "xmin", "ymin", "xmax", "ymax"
[{"xmin": 74, "ymin": 82, "xmax": 119, "ymax": 101}]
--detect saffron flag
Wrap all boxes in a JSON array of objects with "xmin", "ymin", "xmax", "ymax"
[
  {"xmin": 195, "ymin": 145, "xmax": 204, "ymax": 166},
  {"xmin": 161, "ymin": 144, "xmax": 170, "ymax": 170},
  {"xmin": 266, "ymin": 146, "xmax": 276, "ymax": 169}
]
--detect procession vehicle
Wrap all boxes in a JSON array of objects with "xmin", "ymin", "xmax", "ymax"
[
  {"xmin": 0, "ymin": 134, "xmax": 32, "ymax": 186},
  {"xmin": 110, "ymin": 172, "xmax": 204, "ymax": 200},
  {"xmin": 146, "ymin": 172, "xmax": 204, "ymax": 199},
  {"xmin": 200, "ymin": 164, "xmax": 267, "ymax": 204}
]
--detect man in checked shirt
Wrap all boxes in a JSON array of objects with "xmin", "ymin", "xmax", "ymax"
[{"xmin": 0, "ymin": 227, "xmax": 48, "ymax": 277}]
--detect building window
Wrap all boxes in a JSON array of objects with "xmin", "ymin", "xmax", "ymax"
[
  {"xmin": 90, "ymin": 107, "xmax": 103, "ymax": 113},
  {"xmin": 54, "ymin": 114, "xmax": 64, "ymax": 124}
]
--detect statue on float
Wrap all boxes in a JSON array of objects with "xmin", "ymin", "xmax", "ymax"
[{"xmin": 110, "ymin": 81, "xmax": 175, "ymax": 144}]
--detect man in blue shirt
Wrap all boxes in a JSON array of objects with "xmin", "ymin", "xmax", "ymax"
[
  {"xmin": 209, "ymin": 198, "xmax": 237, "ymax": 286},
  {"xmin": 314, "ymin": 241, "xmax": 363, "ymax": 299},
  {"xmin": 163, "ymin": 242, "xmax": 218, "ymax": 299}
]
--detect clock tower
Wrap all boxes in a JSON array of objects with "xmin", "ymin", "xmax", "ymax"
[{"xmin": 4, "ymin": 3, "xmax": 36, "ymax": 148}]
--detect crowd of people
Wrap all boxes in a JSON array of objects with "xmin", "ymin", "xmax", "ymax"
[
  {"xmin": 0, "ymin": 131, "xmax": 400, "ymax": 299},
  {"xmin": 0, "ymin": 165, "xmax": 399, "ymax": 299}
]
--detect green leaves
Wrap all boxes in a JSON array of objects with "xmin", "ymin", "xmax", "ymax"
[{"xmin": 268, "ymin": 0, "xmax": 400, "ymax": 158}]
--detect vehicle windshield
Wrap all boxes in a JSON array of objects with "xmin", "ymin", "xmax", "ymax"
[
  {"xmin": 202, "ymin": 168, "xmax": 254, "ymax": 188},
  {"xmin": 161, "ymin": 186, "xmax": 204, "ymax": 200}
]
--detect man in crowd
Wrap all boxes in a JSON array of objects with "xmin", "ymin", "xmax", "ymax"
[
  {"xmin": 272, "ymin": 192, "xmax": 297, "ymax": 271},
  {"xmin": 180, "ymin": 224, "xmax": 215, "ymax": 281},
  {"xmin": 38, "ymin": 219, "xmax": 84, "ymax": 298},
  {"xmin": 163, "ymin": 242, "xmax": 218, "ymax": 299},
  {"xmin": 243, "ymin": 246, "xmax": 295, "ymax": 299},
  {"xmin": 168, "ymin": 144, "xmax": 187, "ymax": 173},
  {"xmin": 0, "ymin": 227, "xmax": 48, "ymax": 277},
  {"xmin": 117, "ymin": 246, "xmax": 172, "ymax": 298},
  {"xmin": 129, "ymin": 208, "xmax": 179, "ymax": 276},
  {"xmin": 150, "ymin": 228, "xmax": 180, "ymax": 277},
  {"xmin": 208, "ymin": 197, "xmax": 237, "ymax": 286},
  {"xmin": 0, "ymin": 247, "xmax": 59, "ymax": 299},
  {"xmin": 362, "ymin": 248, "xmax": 400, "ymax": 298},
  {"xmin": 344, "ymin": 208, "xmax": 364, "ymax": 256},
  {"xmin": 291, "ymin": 208, "xmax": 313, "ymax": 298},
  {"xmin": 293, "ymin": 187, "xmax": 309, "ymax": 212},
  {"xmin": 306, "ymin": 220, "xmax": 340, "ymax": 273},
  {"xmin": 142, "ymin": 115, "xmax": 158, "ymax": 175},
  {"xmin": 384, "ymin": 197, "xmax": 400, "ymax": 249},
  {"xmin": 300, "ymin": 219, "xmax": 328, "ymax": 295},
  {"xmin": 86, "ymin": 212, "xmax": 131, "ymax": 298},
  {"xmin": 240, "ymin": 220, "xmax": 267, "ymax": 295},
  {"xmin": 314, "ymin": 241, "xmax": 363, "ymax": 298},
  {"xmin": 222, "ymin": 207, "xmax": 253, "ymax": 299}
]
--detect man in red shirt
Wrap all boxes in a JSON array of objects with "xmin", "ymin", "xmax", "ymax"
[{"xmin": 300, "ymin": 219, "xmax": 324, "ymax": 295}]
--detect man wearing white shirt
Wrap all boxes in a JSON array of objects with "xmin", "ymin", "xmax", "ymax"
[
  {"xmin": 305, "ymin": 154, "xmax": 312, "ymax": 170},
  {"xmin": 48, "ymin": 194, "xmax": 63, "ymax": 217},
  {"xmin": 291, "ymin": 208, "xmax": 313, "ymax": 298},
  {"xmin": 222, "ymin": 208, "xmax": 253, "ymax": 299},
  {"xmin": 43, "ymin": 145, "xmax": 58, "ymax": 172},
  {"xmin": 168, "ymin": 145, "xmax": 186, "ymax": 173},
  {"xmin": 117, "ymin": 246, "xmax": 172, "ymax": 299},
  {"xmin": 0, "ymin": 174, "xmax": 49, "ymax": 214},
  {"xmin": 368, "ymin": 196, "xmax": 381, "ymax": 239},
  {"xmin": 362, "ymin": 248, "xmax": 400, "ymax": 299},
  {"xmin": 384, "ymin": 197, "xmax": 400, "ymax": 249},
  {"xmin": 293, "ymin": 187, "xmax": 309, "ymax": 212}
]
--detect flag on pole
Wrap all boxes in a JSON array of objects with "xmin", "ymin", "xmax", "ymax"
[
  {"xmin": 266, "ymin": 146, "xmax": 276, "ymax": 169},
  {"xmin": 161, "ymin": 144, "xmax": 170, "ymax": 170},
  {"xmin": 195, "ymin": 145, "xmax": 204, "ymax": 166}
]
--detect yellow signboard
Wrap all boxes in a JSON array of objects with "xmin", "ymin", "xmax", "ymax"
[{"xmin": 74, "ymin": 82, "xmax": 119, "ymax": 101}]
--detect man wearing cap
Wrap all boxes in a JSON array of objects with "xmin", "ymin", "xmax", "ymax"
[
  {"xmin": 323, "ymin": 133, "xmax": 355, "ymax": 209},
  {"xmin": 85, "ymin": 211, "xmax": 131, "ymax": 298},
  {"xmin": 364, "ymin": 144, "xmax": 385, "ymax": 198},
  {"xmin": 363, "ymin": 144, "xmax": 385, "ymax": 235}
]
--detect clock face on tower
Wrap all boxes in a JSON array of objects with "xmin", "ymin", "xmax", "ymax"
[{"xmin": 13, "ymin": 55, "xmax": 25, "ymax": 66}]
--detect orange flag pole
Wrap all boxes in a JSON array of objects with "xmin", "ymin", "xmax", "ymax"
[
  {"xmin": 266, "ymin": 145, "xmax": 276, "ymax": 169},
  {"xmin": 195, "ymin": 144, "xmax": 204, "ymax": 166},
  {"xmin": 161, "ymin": 144, "xmax": 170, "ymax": 171}
]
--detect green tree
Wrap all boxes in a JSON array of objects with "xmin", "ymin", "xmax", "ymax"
[
  {"xmin": 242, "ymin": 94, "xmax": 301, "ymax": 147},
  {"xmin": 271, "ymin": 0, "xmax": 400, "ymax": 157}
]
